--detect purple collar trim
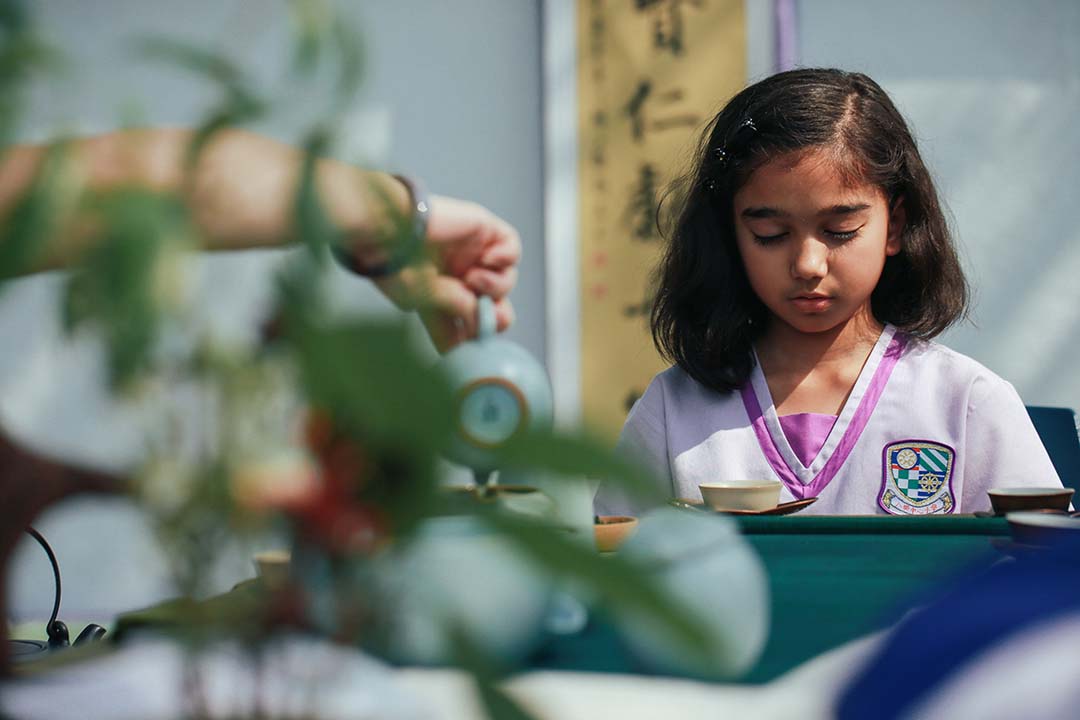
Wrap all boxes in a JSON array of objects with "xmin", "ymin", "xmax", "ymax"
[
  {"xmin": 741, "ymin": 382, "xmax": 805, "ymax": 496},
  {"xmin": 741, "ymin": 332, "xmax": 909, "ymax": 501}
]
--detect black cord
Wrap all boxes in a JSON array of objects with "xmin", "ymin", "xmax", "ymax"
[{"xmin": 25, "ymin": 527, "xmax": 61, "ymax": 630}]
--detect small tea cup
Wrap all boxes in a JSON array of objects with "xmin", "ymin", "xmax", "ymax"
[
  {"xmin": 594, "ymin": 515, "xmax": 639, "ymax": 552},
  {"xmin": 699, "ymin": 481, "xmax": 782, "ymax": 512},
  {"xmin": 988, "ymin": 487, "xmax": 1074, "ymax": 515},
  {"xmin": 253, "ymin": 550, "xmax": 291, "ymax": 590},
  {"xmin": 1006, "ymin": 511, "xmax": 1080, "ymax": 547}
]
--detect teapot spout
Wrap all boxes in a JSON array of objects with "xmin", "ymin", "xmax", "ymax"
[{"xmin": 473, "ymin": 468, "xmax": 495, "ymax": 488}]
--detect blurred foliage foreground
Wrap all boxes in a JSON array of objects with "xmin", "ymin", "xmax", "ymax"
[{"xmin": 0, "ymin": 2, "xmax": 731, "ymax": 718}]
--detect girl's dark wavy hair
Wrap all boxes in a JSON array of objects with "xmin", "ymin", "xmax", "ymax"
[{"xmin": 651, "ymin": 68, "xmax": 968, "ymax": 393}]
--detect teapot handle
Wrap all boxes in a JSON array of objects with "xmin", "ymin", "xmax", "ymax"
[{"xmin": 477, "ymin": 295, "xmax": 496, "ymax": 340}]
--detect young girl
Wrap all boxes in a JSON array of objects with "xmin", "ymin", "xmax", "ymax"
[{"xmin": 596, "ymin": 68, "xmax": 1062, "ymax": 516}]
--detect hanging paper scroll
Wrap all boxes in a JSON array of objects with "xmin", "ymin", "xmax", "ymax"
[{"xmin": 577, "ymin": 0, "xmax": 746, "ymax": 443}]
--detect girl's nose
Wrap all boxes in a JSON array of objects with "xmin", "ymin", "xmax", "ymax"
[{"xmin": 791, "ymin": 237, "xmax": 828, "ymax": 280}]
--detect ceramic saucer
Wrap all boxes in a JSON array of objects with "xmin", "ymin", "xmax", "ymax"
[{"xmin": 673, "ymin": 497, "xmax": 818, "ymax": 516}]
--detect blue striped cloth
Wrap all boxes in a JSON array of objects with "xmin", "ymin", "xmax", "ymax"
[{"xmin": 837, "ymin": 537, "xmax": 1080, "ymax": 719}]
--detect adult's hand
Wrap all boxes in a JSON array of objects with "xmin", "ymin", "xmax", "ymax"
[{"xmin": 373, "ymin": 194, "xmax": 521, "ymax": 352}]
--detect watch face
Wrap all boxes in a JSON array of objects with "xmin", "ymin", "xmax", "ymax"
[{"xmin": 457, "ymin": 379, "xmax": 528, "ymax": 448}]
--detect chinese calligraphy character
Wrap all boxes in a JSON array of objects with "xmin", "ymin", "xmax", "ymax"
[
  {"xmin": 623, "ymin": 80, "xmax": 701, "ymax": 143},
  {"xmin": 625, "ymin": 163, "xmax": 660, "ymax": 241},
  {"xmin": 624, "ymin": 80, "xmax": 652, "ymax": 142},
  {"xmin": 623, "ymin": 295, "xmax": 653, "ymax": 319},
  {"xmin": 634, "ymin": 0, "xmax": 705, "ymax": 57}
]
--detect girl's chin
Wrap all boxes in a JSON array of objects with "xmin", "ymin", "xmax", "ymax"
[{"xmin": 772, "ymin": 311, "xmax": 857, "ymax": 336}]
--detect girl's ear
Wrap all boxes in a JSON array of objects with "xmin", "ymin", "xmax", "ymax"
[{"xmin": 886, "ymin": 197, "xmax": 906, "ymax": 256}]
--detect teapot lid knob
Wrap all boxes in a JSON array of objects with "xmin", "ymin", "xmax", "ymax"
[{"xmin": 477, "ymin": 295, "xmax": 496, "ymax": 340}]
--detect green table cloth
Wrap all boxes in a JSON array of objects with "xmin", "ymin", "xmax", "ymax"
[
  {"xmin": 533, "ymin": 515, "xmax": 1011, "ymax": 682},
  {"xmin": 115, "ymin": 515, "xmax": 1013, "ymax": 684}
]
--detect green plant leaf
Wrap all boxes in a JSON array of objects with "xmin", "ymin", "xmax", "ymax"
[
  {"xmin": 292, "ymin": 128, "xmax": 338, "ymax": 255},
  {"xmin": 286, "ymin": 0, "xmax": 366, "ymax": 119},
  {"xmin": 135, "ymin": 37, "xmax": 258, "ymax": 105},
  {"xmin": 0, "ymin": 3, "xmax": 64, "ymax": 157},
  {"xmin": 0, "ymin": 140, "xmax": 70, "ymax": 285},
  {"xmin": 448, "ymin": 625, "xmax": 539, "ymax": 720},
  {"xmin": 283, "ymin": 312, "xmax": 455, "ymax": 533},
  {"xmin": 136, "ymin": 37, "xmax": 266, "ymax": 172},
  {"xmin": 287, "ymin": 316, "xmax": 454, "ymax": 447},
  {"xmin": 490, "ymin": 429, "xmax": 667, "ymax": 506},
  {"xmin": 288, "ymin": 0, "xmax": 329, "ymax": 77},
  {"xmin": 183, "ymin": 97, "xmax": 266, "ymax": 171},
  {"xmin": 115, "ymin": 579, "xmax": 271, "ymax": 646},
  {"xmin": 0, "ymin": 0, "xmax": 29, "ymax": 31},
  {"xmin": 478, "ymin": 510, "xmax": 712, "ymax": 666},
  {"xmin": 62, "ymin": 188, "xmax": 193, "ymax": 388},
  {"xmin": 327, "ymin": 15, "xmax": 364, "ymax": 116}
]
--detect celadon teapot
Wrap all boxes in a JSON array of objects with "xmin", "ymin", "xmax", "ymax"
[{"xmin": 435, "ymin": 296, "xmax": 553, "ymax": 483}]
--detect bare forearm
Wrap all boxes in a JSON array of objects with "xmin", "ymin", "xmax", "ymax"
[{"xmin": 0, "ymin": 127, "xmax": 409, "ymax": 272}]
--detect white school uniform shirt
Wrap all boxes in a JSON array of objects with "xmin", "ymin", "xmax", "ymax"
[{"xmin": 595, "ymin": 325, "xmax": 1063, "ymax": 516}]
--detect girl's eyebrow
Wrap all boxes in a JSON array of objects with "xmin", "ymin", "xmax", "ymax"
[
  {"xmin": 740, "ymin": 203, "xmax": 871, "ymax": 219},
  {"xmin": 741, "ymin": 206, "xmax": 786, "ymax": 219},
  {"xmin": 820, "ymin": 203, "xmax": 872, "ymax": 216}
]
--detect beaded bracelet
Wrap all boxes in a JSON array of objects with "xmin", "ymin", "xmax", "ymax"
[{"xmin": 333, "ymin": 174, "xmax": 430, "ymax": 278}]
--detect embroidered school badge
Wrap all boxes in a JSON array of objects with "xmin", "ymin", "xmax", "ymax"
[{"xmin": 878, "ymin": 440, "xmax": 956, "ymax": 515}]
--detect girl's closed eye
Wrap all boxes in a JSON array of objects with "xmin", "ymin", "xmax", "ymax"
[
  {"xmin": 824, "ymin": 224, "xmax": 865, "ymax": 242},
  {"xmin": 751, "ymin": 224, "xmax": 865, "ymax": 245},
  {"xmin": 752, "ymin": 231, "xmax": 788, "ymax": 245}
]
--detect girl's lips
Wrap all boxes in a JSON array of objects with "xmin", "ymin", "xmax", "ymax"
[{"xmin": 790, "ymin": 296, "xmax": 833, "ymax": 312}]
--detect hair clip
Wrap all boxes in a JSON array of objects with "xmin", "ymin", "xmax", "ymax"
[
  {"xmin": 703, "ymin": 178, "xmax": 719, "ymax": 192},
  {"xmin": 710, "ymin": 116, "xmax": 757, "ymax": 171},
  {"xmin": 724, "ymin": 118, "xmax": 758, "ymax": 151}
]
